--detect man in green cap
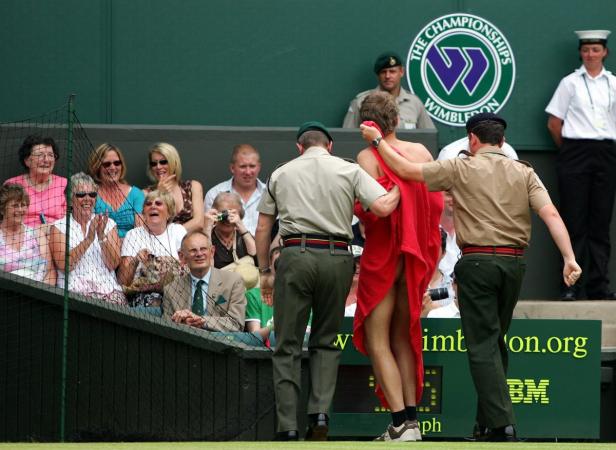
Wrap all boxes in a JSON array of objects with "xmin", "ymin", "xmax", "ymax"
[
  {"xmin": 255, "ymin": 121, "xmax": 400, "ymax": 441},
  {"xmin": 343, "ymin": 52, "xmax": 435, "ymax": 130}
]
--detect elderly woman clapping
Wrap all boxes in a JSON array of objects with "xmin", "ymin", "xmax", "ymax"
[{"xmin": 50, "ymin": 172, "xmax": 125, "ymax": 303}]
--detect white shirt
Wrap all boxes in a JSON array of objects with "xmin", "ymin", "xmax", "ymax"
[
  {"xmin": 546, "ymin": 65, "xmax": 616, "ymax": 140},
  {"xmin": 204, "ymin": 177, "xmax": 266, "ymax": 235},
  {"xmin": 438, "ymin": 137, "xmax": 519, "ymax": 160},
  {"xmin": 190, "ymin": 270, "xmax": 212, "ymax": 314},
  {"xmin": 439, "ymin": 230, "xmax": 461, "ymax": 278},
  {"xmin": 121, "ymin": 223, "xmax": 187, "ymax": 259},
  {"xmin": 54, "ymin": 214, "xmax": 122, "ymax": 294},
  {"xmin": 427, "ymin": 301, "xmax": 460, "ymax": 318}
]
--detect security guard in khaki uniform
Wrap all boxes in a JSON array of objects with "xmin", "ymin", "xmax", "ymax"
[
  {"xmin": 255, "ymin": 121, "xmax": 400, "ymax": 441},
  {"xmin": 359, "ymin": 113, "xmax": 581, "ymax": 442},
  {"xmin": 342, "ymin": 52, "xmax": 435, "ymax": 130}
]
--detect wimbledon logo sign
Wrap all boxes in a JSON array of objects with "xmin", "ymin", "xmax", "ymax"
[{"xmin": 406, "ymin": 13, "xmax": 515, "ymax": 127}]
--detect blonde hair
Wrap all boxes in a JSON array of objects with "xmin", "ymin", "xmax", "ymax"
[
  {"xmin": 144, "ymin": 189, "xmax": 176, "ymax": 223},
  {"xmin": 147, "ymin": 142, "xmax": 182, "ymax": 183},
  {"xmin": 70, "ymin": 172, "xmax": 98, "ymax": 194},
  {"xmin": 87, "ymin": 143, "xmax": 127, "ymax": 184}
]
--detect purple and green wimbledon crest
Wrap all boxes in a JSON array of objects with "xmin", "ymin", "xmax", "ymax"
[{"xmin": 407, "ymin": 13, "xmax": 515, "ymax": 127}]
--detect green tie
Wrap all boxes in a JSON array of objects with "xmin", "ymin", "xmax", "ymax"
[{"xmin": 192, "ymin": 280, "xmax": 205, "ymax": 315}]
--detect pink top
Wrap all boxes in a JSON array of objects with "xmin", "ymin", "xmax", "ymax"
[
  {"xmin": 0, "ymin": 226, "xmax": 46, "ymax": 282},
  {"xmin": 5, "ymin": 174, "xmax": 67, "ymax": 227}
]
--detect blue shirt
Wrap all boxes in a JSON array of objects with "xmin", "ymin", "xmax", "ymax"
[{"xmin": 95, "ymin": 186, "xmax": 145, "ymax": 238}]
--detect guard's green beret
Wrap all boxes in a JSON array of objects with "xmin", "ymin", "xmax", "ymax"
[
  {"xmin": 297, "ymin": 121, "xmax": 333, "ymax": 142},
  {"xmin": 465, "ymin": 112, "xmax": 507, "ymax": 133},
  {"xmin": 374, "ymin": 52, "xmax": 403, "ymax": 74}
]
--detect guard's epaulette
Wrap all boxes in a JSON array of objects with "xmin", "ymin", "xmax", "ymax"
[
  {"xmin": 457, "ymin": 150, "xmax": 473, "ymax": 158},
  {"xmin": 514, "ymin": 159, "xmax": 532, "ymax": 168}
]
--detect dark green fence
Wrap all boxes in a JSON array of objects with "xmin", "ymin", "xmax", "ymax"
[{"xmin": 0, "ymin": 272, "xmax": 276, "ymax": 442}]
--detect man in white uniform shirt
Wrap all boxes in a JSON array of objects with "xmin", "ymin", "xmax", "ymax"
[{"xmin": 546, "ymin": 30, "xmax": 616, "ymax": 300}]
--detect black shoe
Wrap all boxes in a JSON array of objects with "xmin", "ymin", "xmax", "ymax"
[
  {"xmin": 481, "ymin": 424, "xmax": 517, "ymax": 442},
  {"xmin": 560, "ymin": 288, "xmax": 577, "ymax": 301},
  {"xmin": 464, "ymin": 423, "xmax": 489, "ymax": 441},
  {"xmin": 275, "ymin": 430, "xmax": 299, "ymax": 441},
  {"xmin": 587, "ymin": 291, "xmax": 616, "ymax": 300},
  {"xmin": 305, "ymin": 413, "xmax": 329, "ymax": 441}
]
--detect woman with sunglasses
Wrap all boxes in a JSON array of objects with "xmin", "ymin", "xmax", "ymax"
[
  {"xmin": 118, "ymin": 190, "xmax": 187, "ymax": 310},
  {"xmin": 5, "ymin": 135, "xmax": 67, "ymax": 228},
  {"xmin": 50, "ymin": 172, "xmax": 125, "ymax": 303},
  {"xmin": 145, "ymin": 143, "xmax": 204, "ymax": 233},
  {"xmin": 87, "ymin": 143, "xmax": 145, "ymax": 239}
]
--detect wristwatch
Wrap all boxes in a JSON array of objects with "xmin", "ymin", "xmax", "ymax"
[
  {"xmin": 259, "ymin": 267, "xmax": 272, "ymax": 274},
  {"xmin": 372, "ymin": 136, "xmax": 382, "ymax": 148}
]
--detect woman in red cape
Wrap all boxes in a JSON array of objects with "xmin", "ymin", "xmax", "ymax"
[{"xmin": 353, "ymin": 92, "xmax": 443, "ymax": 441}]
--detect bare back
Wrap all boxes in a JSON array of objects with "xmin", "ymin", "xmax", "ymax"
[{"xmin": 357, "ymin": 136, "xmax": 433, "ymax": 180}]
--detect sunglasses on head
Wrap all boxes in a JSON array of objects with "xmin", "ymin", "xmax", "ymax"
[
  {"xmin": 75, "ymin": 192, "xmax": 97, "ymax": 199},
  {"xmin": 149, "ymin": 159, "xmax": 168, "ymax": 168},
  {"xmin": 144, "ymin": 200, "xmax": 164, "ymax": 207},
  {"xmin": 102, "ymin": 160, "xmax": 122, "ymax": 168}
]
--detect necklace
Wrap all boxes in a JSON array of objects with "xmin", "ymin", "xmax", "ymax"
[{"xmin": 214, "ymin": 228, "xmax": 234, "ymax": 249}]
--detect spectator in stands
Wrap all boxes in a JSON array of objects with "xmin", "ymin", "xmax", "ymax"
[
  {"xmin": 118, "ymin": 190, "xmax": 187, "ymax": 309},
  {"xmin": 245, "ymin": 242, "xmax": 280, "ymax": 343},
  {"xmin": 50, "ymin": 173, "xmax": 125, "ymax": 303},
  {"xmin": 5, "ymin": 135, "xmax": 67, "ymax": 228},
  {"xmin": 163, "ymin": 230, "xmax": 246, "ymax": 332},
  {"xmin": 205, "ymin": 191, "xmax": 256, "ymax": 269},
  {"xmin": 145, "ymin": 142, "xmax": 204, "ymax": 233},
  {"xmin": 421, "ymin": 227, "xmax": 459, "ymax": 318},
  {"xmin": 438, "ymin": 191, "xmax": 460, "ymax": 279},
  {"xmin": 88, "ymin": 143, "xmax": 145, "ymax": 239},
  {"xmin": 438, "ymin": 137, "xmax": 518, "ymax": 160},
  {"xmin": 204, "ymin": 144, "xmax": 265, "ymax": 235},
  {"xmin": 0, "ymin": 184, "xmax": 55, "ymax": 284},
  {"xmin": 343, "ymin": 52, "xmax": 435, "ymax": 130}
]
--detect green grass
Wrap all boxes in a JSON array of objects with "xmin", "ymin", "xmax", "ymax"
[{"xmin": 1, "ymin": 442, "xmax": 615, "ymax": 450}]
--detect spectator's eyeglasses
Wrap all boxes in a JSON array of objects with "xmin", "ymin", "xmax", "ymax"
[
  {"xmin": 30, "ymin": 152, "xmax": 57, "ymax": 160},
  {"xmin": 149, "ymin": 159, "xmax": 168, "ymax": 167},
  {"xmin": 102, "ymin": 160, "xmax": 122, "ymax": 168},
  {"xmin": 144, "ymin": 200, "xmax": 164, "ymax": 207},
  {"xmin": 75, "ymin": 192, "xmax": 97, "ymax": 199}
]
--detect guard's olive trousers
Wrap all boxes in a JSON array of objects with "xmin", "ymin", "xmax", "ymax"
[
  {"xmin": 272, "ymin": 246, "xmax": 354, "ymax": 432},
  {"xmin": 455, "ymin": 254, "xmax": 526, "ymax": 429}
]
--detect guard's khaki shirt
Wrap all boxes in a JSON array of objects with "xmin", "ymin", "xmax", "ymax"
[
  {"xmin": 258, "ymin": 146, "xmax": 386, "ymax": 239},
  {"xmin": 422, "ymin": 146, "xmax": 552, "ymax": 248}
]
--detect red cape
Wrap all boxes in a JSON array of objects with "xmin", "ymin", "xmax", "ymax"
[{"xmin": 353, "ymin": 146, "xmax": 443, "ymax": 405}]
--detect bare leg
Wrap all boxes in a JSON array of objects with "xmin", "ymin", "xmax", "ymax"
[
  {"xmin": 364, "ymin": 259, "xmax": 405, "ymax": 411},
  {"xmin": 390, "ymin": 272, "xmax": 416, "ymax": 406}
]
